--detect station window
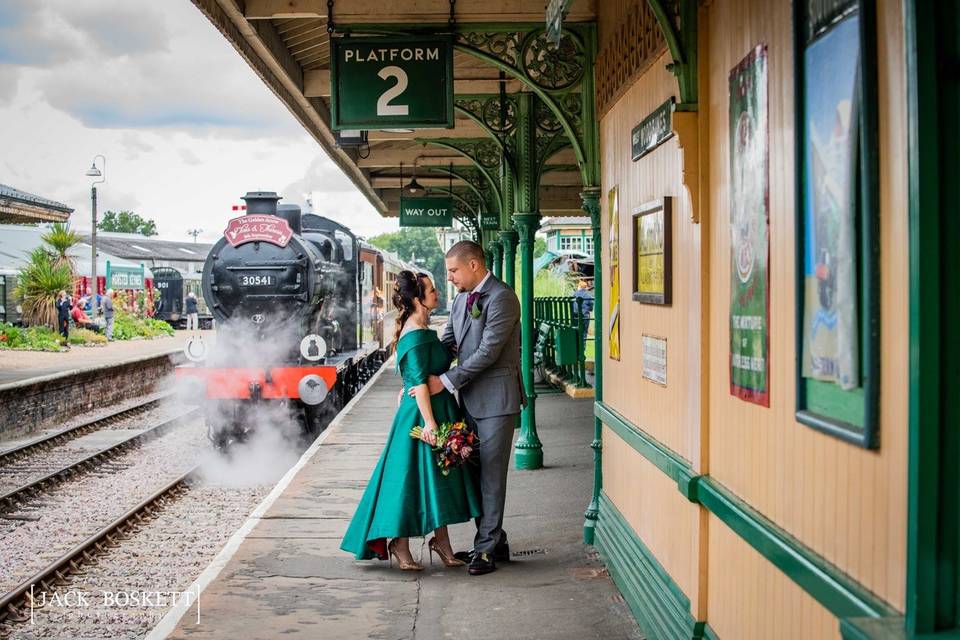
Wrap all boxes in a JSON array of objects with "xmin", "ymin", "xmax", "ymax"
[
  {"xmin": 559, "ymin": 236, "xmax": 583, "ymax": 252},
  {"xmin": 794, "ymin": 0, "xmax": 879, "ymax": 448}
]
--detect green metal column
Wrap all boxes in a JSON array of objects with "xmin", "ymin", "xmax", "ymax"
[
  {"xmin": 499, "ymin": 230, "xmax": 518, "ymax": 289},
  {"xmin": 512, "ymin": 93, "xmax": 542, "ymax": 470},
  {"xmin": 490, "ymin": 239, "xmax": 503, "ymax": 280},
  {"xmin": 581, "ymin": 188, "xmax": 603, "ymax": 544},
  {"xmin": 513, "ymin": 212, "xmax": 542, "ymax": 470}
]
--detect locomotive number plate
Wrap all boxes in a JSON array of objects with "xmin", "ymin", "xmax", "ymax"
[{"xmin": 239, "ymin": 275, "xmax": 275, "ymax": 286}]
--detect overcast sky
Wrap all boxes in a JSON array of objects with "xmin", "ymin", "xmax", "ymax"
[{"xmin": 0, "ymin": 0, "xmax": 397, "ymax": 242}]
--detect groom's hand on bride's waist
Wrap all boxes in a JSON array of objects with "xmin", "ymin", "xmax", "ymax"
[{"xmin": 408, "ymin": 375, "xmax": 446, "ymax": 398}]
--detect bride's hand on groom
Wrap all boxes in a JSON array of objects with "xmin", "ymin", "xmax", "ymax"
[{"xmin": 407, "ymin": 375, "xmax": 445, "ymax": 398}]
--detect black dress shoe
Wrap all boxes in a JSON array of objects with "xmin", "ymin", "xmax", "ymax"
[
  {"xmin": 468, "ymin": 552, "xmax": 496, "ymax": 575},
  {"xmin": 453, "ymin": 549, "xmax": 475, "ymax": 562},
  {"xmin": 493, "ymin": 541, "xmax": 510, "ymax": 562}
]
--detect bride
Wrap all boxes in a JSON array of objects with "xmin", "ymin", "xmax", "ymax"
[{"xmin": 340, "ymin": 270, "xmax": 482, "ymax": 569}]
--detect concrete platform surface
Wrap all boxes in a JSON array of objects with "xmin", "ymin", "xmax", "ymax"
[
  {"xmin": 0, "ymin": 330, "xmax": 213, "ymax": 386},
  {"xmin": 157, "ymin": 364, "xmax": 643, "ymax": 640}
]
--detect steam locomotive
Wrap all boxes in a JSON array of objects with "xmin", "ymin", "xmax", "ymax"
[{"xmin": 176, "ymin": 191, "xmax": 419, "ymax": 449}]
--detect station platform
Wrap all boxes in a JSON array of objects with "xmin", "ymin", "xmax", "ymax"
[
  {"xmin": 0, "ymin": 330, "xmax": 213, "ymax": 387},
  {"xmin": 151, "ymin": 362, "xmax": 643, "ymax": 640}
]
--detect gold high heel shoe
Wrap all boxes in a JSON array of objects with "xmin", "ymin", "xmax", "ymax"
[
  {"xmin": 388, "ymin": 539, "xmax": 424, "ymax": 571},
  {"xmin": 428, "ymin": 537, "xmax": 466, "ymax": 567}
]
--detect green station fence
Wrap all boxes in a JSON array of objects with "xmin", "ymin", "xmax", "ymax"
[{"xmin": 533, "ymin": 296, "xmax": 591, "ymax": 389}]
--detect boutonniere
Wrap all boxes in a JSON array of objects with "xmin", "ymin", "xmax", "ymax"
[{"xmin": 466, "ymin": 291, "xmax": 484, "ymax": 319}]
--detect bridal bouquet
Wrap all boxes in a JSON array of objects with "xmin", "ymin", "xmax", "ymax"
[{"xmin": 409, "ymin": 421, "xmax": 479, "ymax": 476}]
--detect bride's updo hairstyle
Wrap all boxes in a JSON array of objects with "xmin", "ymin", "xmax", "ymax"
[{"xmin": 392, "ymin": 270, "xmax": 430, "ymax": 346}]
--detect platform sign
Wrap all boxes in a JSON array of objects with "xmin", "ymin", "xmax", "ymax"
[
  {"xmin": 400, "ymin": 197, "xmax": 454, "ymax": 228},
  {"xmin": 480, "ymin": 212, "xmax": 500, "ymax": 230},
  {"xmin": 330, "ymin": 36, "xmax": 454, "ymax": 130},
  {"xmin": 106, "ymin": 263, "xmax": 145, "ymax": 290}
]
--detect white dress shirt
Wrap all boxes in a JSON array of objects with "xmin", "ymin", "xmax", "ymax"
[{"xmin": 439, "ymin": 270, "xmax": 493, "ymax": 393}]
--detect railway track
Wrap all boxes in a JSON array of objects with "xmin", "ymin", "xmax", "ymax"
[
  {"xmin": 0, "ymin": 394, "xmax": 175, "ymax": 467},
  {"xmin": 0, "ymin": 407, "xmax": 200, "ymax": 511},
  {"xmin": 0, "ymin": 468, "xmax": 198, "ymax": 636}
]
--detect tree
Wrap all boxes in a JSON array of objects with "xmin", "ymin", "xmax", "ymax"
[
  {"xmin": 98, "ymin": 210, "xmax": 158, "ymax": 236},
  {"xmin": 367, "ymin": 227, "xmax": 447, "ymax": 307},
  {"xmin": 41, "ymin": 223, "xmax": 81, "ymax": 274},
  {"xmin": 15, "ymin": 248, "xmax": 73, "ymax": 329}
]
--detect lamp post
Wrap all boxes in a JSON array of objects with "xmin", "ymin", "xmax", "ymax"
[{"xmin": 85, "ymin": 155, "xmax": 106, "ymax": 313}]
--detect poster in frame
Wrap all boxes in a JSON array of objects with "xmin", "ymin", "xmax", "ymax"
[
  {"xmin": 607, "ymin": 186, "xmax": 621, "ymax": 361},
  {"xmin": 794, "ymin": 0, "xmax": 880, "ymax": 448},
  {"xmin": 632, "ymin": 197, "xmax": 672, "ymax": 305}
]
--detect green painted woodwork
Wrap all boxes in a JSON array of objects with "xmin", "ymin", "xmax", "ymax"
[
  {"xmin": 593, "ymin": 399, "xmax": 899, "ymax": 628},
  {"xmin": 596, "ymin": 492, "xmax": 706, "ymax": 639},
  {"xmin": 330, "ymin": 36, "xmax": 454, "ymax": 130},
  {"xmin": 703, "ymin": 625, "xmax": 722, "ymax": 640},
  {"xmin": 581, "ymin": 189, "xmax": 603, "ymax": 544},
  {"xmin": 905, "ymin": 0, "xmax": 960, "ymax": 635},
  {"xmin": 489, "ymin": 239, "xmax": 503, "ymax": 279},
  {"xmin": 646, "ymin": 0, "xmax": 698, "ymax": 110},
  {"xmin": 499, "ymin": 229, "xmax": 518, "ymax": 289},
  {"xmin": 513, "ymin": 212, "xmax": 543, "ymax": 470},
  {"xmin": 425, "ymin": 165, "xmax": 500, "ymax": 219}
]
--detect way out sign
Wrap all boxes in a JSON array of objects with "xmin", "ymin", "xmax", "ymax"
[
  {"xmin": 400, "ymin": 197, "xmax": 453, "ymax": 228},
  {"xmin": 331, "ymin": 36, "xmax": 454, "ymax": 130}
]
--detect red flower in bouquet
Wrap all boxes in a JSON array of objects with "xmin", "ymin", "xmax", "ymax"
[{"xmin": 410, "ymin": 421, "xmax": 480, "ymax": 476}]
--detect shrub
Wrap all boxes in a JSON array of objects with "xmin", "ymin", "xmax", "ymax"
[
  {"xmin": 68, "ymin": 327, "xmax": 108, "ymax": 346},
  {"xmin": 0, "ymin": 322, "xmax": 65, "ymax": 351},
  {"xmin": 112, "ymin": 308, "xmax": 175, "ymax": 340},
  {"xmin": 14, "ymin": 248, "xmax": 73, "ymax": 328}
]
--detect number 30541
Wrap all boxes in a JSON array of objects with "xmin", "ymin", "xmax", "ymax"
[{"xmin": 240, "ymin": 275, "xmax": 274, "ymax": 286}]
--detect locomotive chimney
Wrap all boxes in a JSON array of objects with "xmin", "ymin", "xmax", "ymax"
[
  {"xmin": 241, "ymin": 191, "xmax": 281, "ymax": 215},
  {"xmin": 276, "ymin": 203, "xmax": 303, "ymax": 235}
]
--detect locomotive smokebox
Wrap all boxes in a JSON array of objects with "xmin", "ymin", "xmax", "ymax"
[
  {"xmin": 276, "ymin": 203, "xmax": 303, "ymax": 235},
  {"xmin": 242, "ymin": 191, "xmax": 281, "ymax": 215}
]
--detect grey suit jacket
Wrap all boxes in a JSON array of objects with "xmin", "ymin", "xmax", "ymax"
[{"xmin": 441, "ymin": 274, "xmax": 525, "ymax": 419}]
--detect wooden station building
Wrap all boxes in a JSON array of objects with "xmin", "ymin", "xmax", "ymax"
[{"xmin": 192, "ymin": 1, "xmax": 958, "ymax": 637}]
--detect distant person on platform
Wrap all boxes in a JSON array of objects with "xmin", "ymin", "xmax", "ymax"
[
  {"xmin": 101, "ymin": 290, "xmax": 115, "ymax": 341},
  {"xmin": 55, "ymin": 290, "xmax": 71, "ymax": 340},
  {"xmin": 70, "ymin": 301, "xmax": 101, "ymax": 333},
  {"xmin": 185, "ymin": 292, "xmax": 199, "ymax": 332},
  {"xmin": 573, "ymin": 279, "xmax": 594, "ymax": 349}
]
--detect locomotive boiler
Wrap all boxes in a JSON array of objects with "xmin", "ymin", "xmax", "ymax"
[{"xmin": 176, "ymin": 191, "xmax": 384, "ymax": 450}]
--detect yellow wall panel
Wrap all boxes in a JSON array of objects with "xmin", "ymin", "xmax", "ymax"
[
  {"xmin": 707, "ymin": 514, "xmax": 840, "ymax": 640},
  {"xmin": 602, "ymin": 425, "xmax": 700, "ymax": 606},
  {"xmin": 703, "ymin": 0, "xmax": 908, "ymax": 608},
  {"xmin": 599, "ymin": 53, "xmax": 701, "ymax": 462}
]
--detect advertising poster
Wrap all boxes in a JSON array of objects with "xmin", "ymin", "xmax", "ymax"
[
  {"xmin": 608, "ymin": 186, "xmax": 621, "ymax": 361},
  {"xmin": 801, "ymin": 14, "xmax": 861, "ymax": 390},
  {"xmin": 728, "ymin": 44, "xmax": 770, "ymax": 406}
]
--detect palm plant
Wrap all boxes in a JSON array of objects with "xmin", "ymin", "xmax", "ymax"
[
  {"xmin": 41, "ymin": 223, "xmax": 81, "ymax": 273},
  {"xmin": 14, "ymin": 247, "xmax": 73, "ymax": 328}
]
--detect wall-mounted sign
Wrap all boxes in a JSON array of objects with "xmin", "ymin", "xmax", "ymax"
[
  {"xmin": 400, "ymin": 197, "xmax": 454, "ymax": 228},
  {"xmin": 480, "ymin": 212, "xmax": 500, "ymax": 230},
  {"xmin": 631, "ymin": 98, "xmax": 675, "ymax": 161},
  {"xmin": 642, "ymin": 334, "xmax": 667, "ymax": 386},
  {"xmin": 632, "ymin": 197, "xmax": 673, "ymax": 305},
  {"xmin": 330, "ymin": 36, "xmax": 454, "ymax": 130},
  {"xmin": 223, "ymin": 215, "xmax": 293, "ymax": 248},
  {"xmin": 729, "ymin": 44, "xmax": 770, "ymax": 407}
]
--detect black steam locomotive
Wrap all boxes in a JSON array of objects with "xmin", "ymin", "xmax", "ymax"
[{"xmin": 177, "ymin": 191, "xmax": 390, "ymax": 449}]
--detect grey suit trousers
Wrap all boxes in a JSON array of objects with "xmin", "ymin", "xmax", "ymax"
[{"xmin": 464, "ymin": 407, "xmax": 514, "ymax": 554}]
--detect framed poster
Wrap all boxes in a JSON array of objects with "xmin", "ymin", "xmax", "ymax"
[
  {"xmin": 632, "ymin": 197, "xmax": 672, "ymax": 305},
  {"xmin": 794, "ymin": 0, "xmax": 879, "ymax": 448},
  {"xmin": 728, "ymin": 44, "xmax": 770, "ymax": 407},
  {"xmin": 607, "ymin": 186, "xmax": 621, "ymax": 361}
]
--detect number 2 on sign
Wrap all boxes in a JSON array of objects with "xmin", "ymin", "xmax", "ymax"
[{"xmin": 377, "ymin": 66, "xmax": 409, "ymax": 116}]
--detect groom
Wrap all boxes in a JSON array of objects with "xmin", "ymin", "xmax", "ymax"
[{"xmin": 416, "ymin": 240, "xmax": 524, "ymax": 575}]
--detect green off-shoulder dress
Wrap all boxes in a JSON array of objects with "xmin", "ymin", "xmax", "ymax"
[{"xmin": 340, "ymin": 329, "xmax": 483, "ymax": 560}]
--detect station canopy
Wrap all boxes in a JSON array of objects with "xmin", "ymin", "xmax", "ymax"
[{"xmin": 191, "ymin": 0, "xmax": 597, "ymax": 225}]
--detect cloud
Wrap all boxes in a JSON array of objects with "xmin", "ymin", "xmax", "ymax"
[
  {"xmin": 0, "ymin": 64, "xmax": 19, "ymax": 105},
  {"xmin": 179, "ymin": 148, "xmax": 202, "ymax": 165},
  {"xmin": 0, "ymin": 3, "xmax": 84, "ymax": 67},
  {"xmin": 283, "ymin": 156, "xmax": 362, "ymax": 203},
  {"xmin": 62, "ymin": 4, "xmax": 170, "ymax": 56}
]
